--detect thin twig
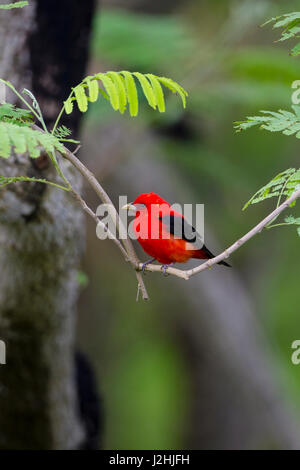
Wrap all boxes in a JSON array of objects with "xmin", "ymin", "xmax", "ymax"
[
  {"xmin": 61, "ymin": 145, "xmax": 149, "ymax": 300},
  {"xmin": 33, "ymin": 123, "xmax": 149, "ymax": 300},
  {"xmin": 71, "ymin": 190, "xmax": 129, "ymax": 260},
  {"xmin": 73, "ymin": 145, "xmax": 81, "ymax": 155}
]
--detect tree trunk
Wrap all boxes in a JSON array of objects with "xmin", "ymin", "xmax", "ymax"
[{"xmin": 0, "ymin": 0, "xmax": 96, "ymax": 450}]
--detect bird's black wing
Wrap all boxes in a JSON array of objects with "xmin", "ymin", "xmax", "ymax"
[
  {"xmin": 159, "ymin": 214, "xmax": 231, "ymax": 267},
  {"xmin": 159, "ymin": 214, "xmax": 204, "ymax": 250}
]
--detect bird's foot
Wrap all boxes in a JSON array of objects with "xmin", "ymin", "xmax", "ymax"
[
  {"xmin": 161, "ymin": 263, "xmax": 173, "ymax": 276},
  {"xmin": 142, "ymin": 258, "xmax": 156, "ymax": 275}
]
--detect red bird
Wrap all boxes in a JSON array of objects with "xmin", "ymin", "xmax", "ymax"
[{"xmin": 123, "ymin": 192, "xmax": 230, "ymax": 273}]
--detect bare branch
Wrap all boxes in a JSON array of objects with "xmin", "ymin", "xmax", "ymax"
[
  {"xmin": 73, "ymin": 144, "xmax": 81, "ymax": 155},
  {"xmin": 70, "ymin": 190, "xmax": 129, "ymax": 260},
  {"xmin": 137, "ymin": 263, "xmax": 190, "ymax": 280},
  {"xmin": 32, "ymin": 124, "xmax": 149, "ymax": 300},
  {"xmin": 61, "ymin": 146, "xmax": 149, "ymax": 300}
]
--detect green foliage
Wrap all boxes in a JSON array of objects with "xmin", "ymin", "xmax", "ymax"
[
  {"xmin": 76, "ymin": 271, "xmax": 89, "ymax": 288},
  {"xmin": 92, "ymin": 9, "xmax": 194, "ymax": 72},
  {"xmin": 0, "ymin": 70, "xmax": 187, "ymax": 193},
  {"xmin": 228, "ymin": 48, "xmax": 300, "ymax": 85},
  {"xmin": 53, "ymin": 125, "xmax": 79, "ymax": 144},
  {"xmin": 243, "ymin": 168, "xmax": 300, "ymax": 237},
  {"xmin": 0, "ymin": 1, "xmax": 28, "ymax": 10},
  {"xmin": 243, "ymin": 168, "xmax": 300, "ymax": 209},
  {"xmin": 234, "ymin": 10, "xmax": 300, "ymax": 241},
  {"xmin": 267, "ymin": 214, "xmax": 300, "ymax": 237},
  {"xmin": 235, "ymin": 105, "xmax": 300, "ymax": 138},
  {"xmin": 0, "ymin": 103, "xmax": 33, "ymax": 125},
  {"xmin": 263, "ymin": 12, "xmax": 300, "ymax": 55},
  {"xmin": 0, "ymin": 122, "xmax": 64, "ymax": 159},
  {"xmin": 0, "ymin": 176, "xmax": 45, "ymax": 188},
  {"xmin": 63, "ymin": 71, "xmax": 188, "ymax": 118},
  {"xmin": 0, "ymin": 175, "xmax": 67, "ymax": 191},
  {"xmin": 53, "ymin": 125, "xmax": 71, "ymax": 139},
  {"xmin": 283, "ymin": 215, "xmax": 300, "ymax": 235}
]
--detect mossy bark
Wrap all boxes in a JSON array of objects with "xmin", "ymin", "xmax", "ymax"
[{"xmin": 0, "ymin": 0, "xmax": 95, "ymax": 449}]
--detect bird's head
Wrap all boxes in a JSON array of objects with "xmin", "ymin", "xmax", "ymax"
[{"xmin": 122, "ymin": 192, "xmax": 170, "ymax": 215}]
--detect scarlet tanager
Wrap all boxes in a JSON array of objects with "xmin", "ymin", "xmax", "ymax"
[{"xmin": 122, "ymin": 192, "xmax": 231, "ymax": 273}]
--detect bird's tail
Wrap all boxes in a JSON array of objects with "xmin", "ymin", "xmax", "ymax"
[
  {"xmin": 193, "ymin": 245, "xmax": 231, "ymax": 267},
  {"xmin": 218, "ymin": 259, "xmax": 231, "ymax": 267}
]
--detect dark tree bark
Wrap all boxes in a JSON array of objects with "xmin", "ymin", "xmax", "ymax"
[
  {"xmin": 0, "ymin": 0, "xmax": 96, "ymax": 449},
  {"xmin": 29, "ymin": 0, "xmax": 96, "ymax": 136}
]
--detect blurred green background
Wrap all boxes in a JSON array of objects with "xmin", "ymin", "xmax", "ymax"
[{"xmin": 76, "ymin": 0, "xmax": 300, "ymax": 449}]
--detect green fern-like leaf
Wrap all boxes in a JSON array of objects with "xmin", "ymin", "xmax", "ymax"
[
  {"xmin": 86, "ymin": 78, "xmax": 99, "ymax": 103},
  {"xmin": 133, "ymin": 72, "xmax": 157, "ymax": 109},
  {"xmin": 0, "ymin": 1, "xmax": 28, "ymax": 10},
  {"xmin": 74, "ymin": 85, "xmax": 88, "ymax": 112},
  {"xmin": 121, "ymin": 70, "xmax": 138, "ymax": 116},
  {"xmin": 291, "ymin": 42, "xmax": 300, "ymax": 56},
  {"xmin": 53, "ymin": 125, "xmax": 79, "ymax": 144},
  {"xmin": 0, "ymin": 122, "xmax": 64, "ymax": 159},
  {"xmin": 269, "ymin": 215, "xmax": 300, "ymax": 236},
  {"xmin": 97, "ymin": 73, "xmax": 119, "ymax": 110},
  {"xmin": 0, "ymin": 175, "xmax": 68, "ymax": 191},
  {"xmin": 263, "ymin": 12, "xmax": 300, "ymax": 55},
  {"xmin": 63, "ymin": 71, "xmax": 188, "ymax": 117},
  {"xmin": 284, "ymin": 215, "xmax": 300, "ymax": 225},
  {"xmin": 0, "ymin": 176, "xmax": 46, "ymax": 187},
  {"xmin": 243, "ymin": 168, "xmax": 300, "ymax": 210},
  {"xmin": 235, "ymin": 106, "xmax": 300, "ymax": 138},
  {"xmin": 64, "ymin": 98, "xmax": 74, "ymax": 115},
  {"xmin": 146, "ymin": 74, "xmax": 165, "ymax": 112},
  {"xmin": 53, "ymin": 125, "xmax": 72, "ymax": 139},
  {"xmin": 156, "ymin": 76, "xmax": 187, "ymax": 108},
  {"xmin": 0, "ymin": 103, "xmax": 33, "ymax": 125},
  {"xmin": 106, "ymin": 72, "xmax": 127, "ymax": 113}
]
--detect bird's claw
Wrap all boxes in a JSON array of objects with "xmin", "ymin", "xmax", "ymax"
[
  {"xmin": 142, "ymin": 264, "xmax": 147, "ymax": 275},
  {"xmin": 142, "ymin": 258, "xmax": 155, "ymax": 275},
  {"xmin": 161, "ymin": 265, "xmax": 169, "ymax": 276}
]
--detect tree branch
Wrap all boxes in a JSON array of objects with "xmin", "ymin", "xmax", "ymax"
[
  {"xmin": 70, "ymin": 190, "xmax": 129, "ymax": 260},
  {"xmin": 32, "ymin": 123, "xmax": 149, "ymax": 300},
  {"xmin": 61, "ymin": 145, "xmax": 149, "ymax": 300}
]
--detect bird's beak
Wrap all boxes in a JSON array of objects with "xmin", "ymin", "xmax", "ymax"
[{"xmin": 122, "ymin": 202, "xmax": 137, "ymax": 214}]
